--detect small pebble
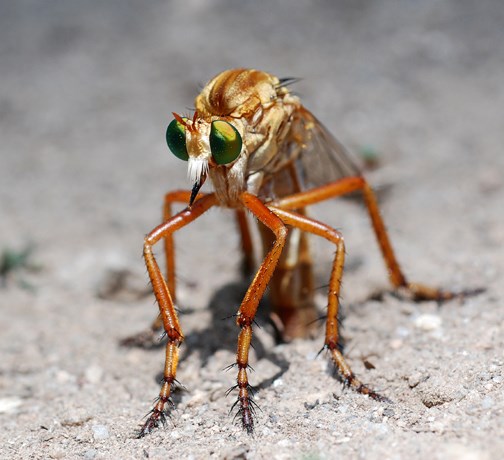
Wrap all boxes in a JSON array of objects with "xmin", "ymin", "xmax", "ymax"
[
  {"xmin": 56, "ymin": 370, "xmax": 74, "ymax": 384},
  {"xmin": 268, "ymin": 414, "xmax": 279, "ymax": 424},
  {"xmin": 48, "ymin": 449, "xmax": 65, "ymax": 459},
  {"xmin": 335, "ymin": 437, "xmax": 351, "ymax": 444},
  {"xmin": 337, "ymin": 404, "xmax": 349, "ymax": 414},
  {"xmin": 414, "ymin": 314, "xmax": 442, "ymax": 331},
  {"xmin": 221, "ymin": 444, "xmax": 249, "ymax": 460},
  {"xmin": 408, "ymin": 371, "xmax": 429, "ymax": 388},
  {"xmin": 84, "ymin": 449, "xmax": 98, "ymax": 460},
  {"xmin": 304, "ymin": 399, "xmax": 319, "ymax": 410},
  {"xmin": 389, "ymin": 339, "xmax": 403, "ymax": 349},
  {"xmin": 481, "ymin": 396, "xmax": 494, "ymax": 409},
  {"xmin": 170, "ymin": 430, "xmax": 181, "ymax": 439},
  {"xmin": 383, "ymin": 407, "xmax": 395, "ymax": 417},
  {"xmin": 261, "ymin": 426, "xmax": 272, "ymax": 435},
  {"xmin": 395, "ymin": 326, "xmax": 410, "ymax": 338},
  {"xmin": 0, "ymin": 397, "xmax": 22, "ymax": 414},
  {"xmin": 369, "ymin": 412, "xmax": 382, "ymax": 423},
  {"xmin": 479, "ymin": 371, "xmax": 491, "ymax": 381},
  {"xmin": 91, "ymin": 424, "xmax": 109, "ymax": 440},
  {"xmin": 85, "ymin": 365, "xmax": 103, "ymax": 384},
  {"xmin": 430, "ymin": 421, "xmax": 445, "ymax": 433}
]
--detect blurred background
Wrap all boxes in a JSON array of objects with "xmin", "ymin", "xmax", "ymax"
[
  {"xmin": 1, "ymin": 1, "xmax": 503, "ymax": 458},
  {"xmin": 1, "ymin": 0, "xmax": 503, "ymax": 287}
]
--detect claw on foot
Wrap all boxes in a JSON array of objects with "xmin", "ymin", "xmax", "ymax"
[
  {"xmin": 345, "ymin": 378, "xmax": 392, "ymax": 404},
  {"xmin": 403, "ymin": 283, "xmax": 485, "ymax": 302},
  {"xmin": 330, "ymin": 347, "xmax": 391, "ymax": 403},
  {"xmin": 228, "ymin": 384, "xmax": 259, "ymax": 434},
  {"xmin": 232, "ymin": 396, "xmax": 258, "ymax": 434},
  {"xmin": 137, "ymin": 409, "xmax": 168, "ymax": 438}
]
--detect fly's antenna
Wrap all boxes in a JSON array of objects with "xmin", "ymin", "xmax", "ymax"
[{"xmin": 173, "ymin": 112, "xmax": 196, "ymax": 132}]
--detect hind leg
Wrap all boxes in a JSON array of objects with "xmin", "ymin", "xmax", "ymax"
[{"xmin": 270, "ymin": 176, "xmax": 479, "ymax": 300}]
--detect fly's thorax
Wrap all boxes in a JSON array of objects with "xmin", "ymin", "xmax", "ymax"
[
  {"xmin": 195, "ymin": 69, "xmax": 281, "ymax": 118},
  {"xmin": 245, "ymin": 97, "xmax": 300, "ymax": 175}
]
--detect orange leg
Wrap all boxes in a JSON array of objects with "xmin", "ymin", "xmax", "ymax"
[
  {"xmin": 235, "ymin": 209, "xmax": 255, "ymax": 276},
  {"xmin": 162, "ymin": 190, "xmax": 200, "ymax": 300},
  {"xmin": 137, "ymin": 193, "xmax": 218, "ymax": 438},
  {"xmin": 259, "ymin": 162, "xmax": 318, "ymax": 340},
  {"xmin": 120, "ymin": 190, "xmax": 206, "ymax": 347},
  {"xmin": 258, "ymin": 212, "xmax": 317, "ymax": 341},
  {"xmin": 230, "ymin": 192, "xmax": 288, "ymax": 433},
  {"xmin": 162, "ymin": 191, "xmax": 255, "ymax": 294},
  {"xmin": 123, "ymin": 191, "xmax": 253, "ymax": 347},
  {"xmin": 270, "ymin": 207, "xmax": 389, "ymax": 401},
  {"xmin": 270, "ymin": 176, "xmax": 456, "ymax": 301}
]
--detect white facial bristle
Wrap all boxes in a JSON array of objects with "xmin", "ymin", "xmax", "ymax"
[{"xmin": 187, "ymin": 157, "xmax": 209, "ymax": 183}]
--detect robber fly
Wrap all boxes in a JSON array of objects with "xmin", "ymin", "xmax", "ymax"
[{"xmin": 126, "ymin": 69, "xmax": 466, "ymax": 437}]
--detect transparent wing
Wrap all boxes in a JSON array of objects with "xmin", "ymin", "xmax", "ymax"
[
  {"xmin": 294, "ymin": 106, "xmax": 362, "ymax": 188},
  {"xmin": 254, "ymin": 105, "xmax": 363, "ymax": 201}
]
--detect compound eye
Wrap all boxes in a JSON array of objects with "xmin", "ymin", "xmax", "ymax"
[
  {"xmin": 166, "ymin": 119, "xmax": 189, "ymax": 161},
  {"xmin": 209, "ymin": 120, "xmax": 242, "ymax": 165}
]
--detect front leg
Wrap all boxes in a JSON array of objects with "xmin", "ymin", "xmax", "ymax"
[
  {"xmin": 230, "ymin": 192, "xmax": 288, "ymax": 433},
  {"xmin": 121, "ymin": 190, "xmax": 206, "ymax": 349},
  {"xmin": 136, "ymin": 193, "xmax": 218, "ymax": 437},
  {"xmin": 235, "ymin": 209, "xmax": 255, "ymax": 277}
]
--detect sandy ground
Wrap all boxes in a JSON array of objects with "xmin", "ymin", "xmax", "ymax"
[{"xmin": 1, "ymin": 1, "xmax": 503, "ymax": 459}]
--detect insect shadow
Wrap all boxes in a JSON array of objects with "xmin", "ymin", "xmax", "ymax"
[{"xmin": 152, "ymin": 276, "xmax": 290, "ymax": 394}]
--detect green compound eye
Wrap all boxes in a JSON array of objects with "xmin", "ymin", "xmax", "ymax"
[
  {"xmin": 166, "ymin": 119, "xmax": 189, "ymax": 161},
  {"xmin": 210, "ymin": 120, "xmax": 242, "ymax": 165}
]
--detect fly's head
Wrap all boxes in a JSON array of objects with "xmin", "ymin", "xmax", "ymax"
[{"xmin": 166, "ymin": 112, "xmax": 244, "ymax": 206}]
